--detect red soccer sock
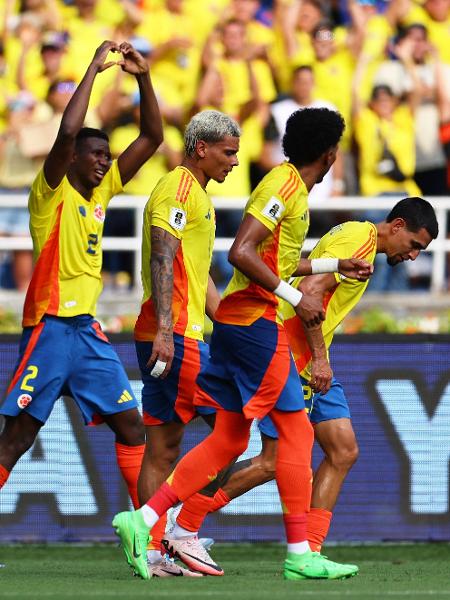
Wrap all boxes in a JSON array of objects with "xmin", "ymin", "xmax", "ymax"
[
  {"xmin": 176, "ymin": 492, "xmax": 216, "ymax": 533},
  {"xmin": 115, "ymin": 442, "xmax": 145, "ymax": 509},
  {"xmin": 147, "ymin": 513, "xmax": 167, "ymax": 551},
  {"xmin": 307, "ymin": 508, "xmax": 332, "ymax": 552},
  {"xmin": 210, "ymin": 488, "xmax": 231, "ymax": 512},
  {"xmin": 269, "ymin": 409, "xmax": 314, "ymax": 542},
  {"xmin": 0, "ymin": 464, "xmax": 10, "ymax": 489},
  {"xmin": 146, "ymin": 411, "xmax": 251, "ymax": 516}
]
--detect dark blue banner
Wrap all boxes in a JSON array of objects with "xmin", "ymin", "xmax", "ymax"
[{"xmin": 0, "ymin": 335, "xmax": 449, "ymax": 542}]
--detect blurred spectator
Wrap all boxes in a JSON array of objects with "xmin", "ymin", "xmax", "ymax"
[
  {"xmin": 259, "ymin": 65, "xmax": 345, "ymax": 206},
  {"xmin": 373, "ymin": 23, "xmax": 449, "ymax": 194}
]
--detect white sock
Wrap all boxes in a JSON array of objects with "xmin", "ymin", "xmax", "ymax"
[
  {"xmin": 172, "ymin": 522, "xmax": 198, "ymax": 540},
  {"xmin": 140, "ymin": 504, "xmax": 159, "ymax": 528},
  {"xmin": 146, "ymin": 549, "xmax": 163, "ymax": 564},
  {"xmin": 287, "ymin": 541, "xmax": 310, "ymax": 555}
]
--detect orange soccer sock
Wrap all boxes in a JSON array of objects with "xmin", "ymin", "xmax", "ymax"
[
  {"xmin": 147, "ymin": 513, "xmax": 167, "ymax": 552},
  {"xmin": 146, "ymin": 411, "xmax": 251, "ymax": 517},
  {"xmin": 115, "ymin": 442, "xmax": 145, "ymax": 509},
  {"xmin": 0, "ymin": 464, "xmax": 10, "ymax": 489},
  {"xmin": 307, "ymin": 508, "xmax": 332, "ymax": 552},
  {"xmin": 210, "ymin": 488, "xmax": 231, "ymax": 512},
  {"xmin": 176, "ymin": 492, "xmax": 216, "ymax": 533},
  {"xmin": 269, "ymin": 409, "xmax": 314, "ymax": 543}
]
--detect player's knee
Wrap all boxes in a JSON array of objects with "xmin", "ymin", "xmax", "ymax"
[
  {"xmin": 111, "ymin": 411, "xmax": 145, "ymax": 445},
  {"xmin": 0, "ymin": 431, "xmax": 35, "ymax": 463},
  {"xmin": 328, "ymin": 443, "xmax": 359, "ymax": 472}
]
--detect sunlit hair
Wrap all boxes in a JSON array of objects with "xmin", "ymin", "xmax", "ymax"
[
  {"xmin": 386, "ymin": 197, "xmax": 439, "ymax": 239},
  {"xmin": 184, "ymin": 110, "xmax": 241, "ymax": 157}
]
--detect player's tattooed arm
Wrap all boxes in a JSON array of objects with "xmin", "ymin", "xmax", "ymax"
[{"xmin": 148, "ymin": 226, "xmax": 180, "ymax": 377}]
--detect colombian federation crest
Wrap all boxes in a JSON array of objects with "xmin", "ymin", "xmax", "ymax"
[
  {"xmin": 17, "ymin": 394, "xmax": 32, "ymax": 409},
  {"xmin": 94, "ymin": 204, "xmax": 105, "ymax": 223}
]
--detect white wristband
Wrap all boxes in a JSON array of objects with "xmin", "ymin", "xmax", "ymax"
[
  {"xmin": 150, "ymin": 359, "xmax": 167, "ymax": 378},
  {"xmin": 273, "ymin": 280, "xmax": 303, "ymax": 307},
  {"xmin": 311, "ymin": 258, "xmax": 339, "ymax": 274}
]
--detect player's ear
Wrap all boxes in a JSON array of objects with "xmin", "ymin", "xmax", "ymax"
[
  {"xmin": 196, "ymin": 140, "xmax": 207, "ymax": 158},
  {"xmin": 391, "ymin": 217, "xmax": 406, "ymax": 234}
]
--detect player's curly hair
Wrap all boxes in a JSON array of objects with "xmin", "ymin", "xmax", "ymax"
[
  {"xmin": 386, "ymin": 197, "xmax": 439, "ymax": 239},
  {"xmin": 282, "ymin": 108, "xmax": 345, "ymax": 166}
]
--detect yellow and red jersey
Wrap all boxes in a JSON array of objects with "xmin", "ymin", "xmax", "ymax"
[
  {"xmin": 134, "ymin": 166, "xmax": 215, "ymax": 342},
  {"xmin": 215, "ymin": 162, "xmax": 309, "ymax": 326},
  {"xmin": 23, "ymin": 160, "xmax": 123, "ymax": 327},
  {"xmin": 283, "ymin": 220, "xmax": 378, "ymax": 380}
]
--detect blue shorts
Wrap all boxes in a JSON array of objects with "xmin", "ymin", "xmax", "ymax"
[
  {"xmin": 135, "ymin": 334, "xmax": 215, "ymax": 425},
  {"xmin": 194, "ymin": 318, "xmax": 304, "ymax": 420},
  {"xmin": 258, "ymin": 376, "xmax": 351, "ymax": 439},
  {"xmin": 0, "ymin": 314, "xmax": 138, "ymax": 425}
]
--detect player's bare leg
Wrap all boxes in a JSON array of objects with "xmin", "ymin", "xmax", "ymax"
[
  {"xmin": 0, "ymin": 413, "xmax": 42, "ymax": 485},
  {"xmin": 309, "ymin": 418, "xmax": 359, "ymax": 551}
]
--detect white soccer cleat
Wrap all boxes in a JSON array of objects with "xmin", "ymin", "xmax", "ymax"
[
  {"xmin": 146, "ymin": 557, "xmax": 203, "ymax": 578},
  {"xmin": 162, "ymin": 535, "xmax": 224, "ymax": 576}
]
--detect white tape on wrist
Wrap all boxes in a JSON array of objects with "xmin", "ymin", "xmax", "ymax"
[
  {"xmin": 311, "ymin": 258, "xmax": 339, "ymax": 274},
  {"xmin": 273, "ymin": 280, "xmax": 303, "ymax": 307},
  {"xmin": 150, "ymin": 359, "xmax": 167, "ymax": 378}
]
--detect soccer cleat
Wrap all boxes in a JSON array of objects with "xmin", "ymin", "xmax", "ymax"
[
  {"xmin": 162, "ymin": 535, "xmax": 224, "ymax": 576},
  {"xmin": 283, "ymin": 551, "xmax": 359, "ymax": 581},
  {"xmin": 199, "ymin": 537, "xmax": 215, "ymax": 551},
  {"xmin": 112, "ymin": 511, "xmax": 151, "ymax": 580},
  {"xmin": 147, "ymin": 557, "xmax": 203, "ymax": 578}
]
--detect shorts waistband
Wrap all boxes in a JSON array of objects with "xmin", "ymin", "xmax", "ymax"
[{"xmin": 42, "ymin": 314, "xmax": 94, "ymax": 327}]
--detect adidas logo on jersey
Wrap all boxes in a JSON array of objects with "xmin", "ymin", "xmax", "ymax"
[{"xmin": 117, "ymin": 390, "xmax": 133, "ymax": 404}]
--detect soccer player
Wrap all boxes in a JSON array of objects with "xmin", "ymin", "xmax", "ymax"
[
  {"xmin": 170, "ymin": 196, "xmax": 439, "ymax": 569},
  {"xmin": 133, "ymin": 109, "xmax": 241, "ymax": 577},
  {"xmin": 113, "ymin": 107, "xmax": 373, "ymax": 581},
  {"xmin": 0, "ymin": 41, "xmax": 163, "ymax": 513}
]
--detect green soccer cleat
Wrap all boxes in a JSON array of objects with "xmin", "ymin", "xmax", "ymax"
[
  {"xmin": 112, "ymin": 510, "xmax": 151, "ymax": 580},
  {"xmin": 284, "ymin": 551, "xmax": 359, "ymax": 581}
]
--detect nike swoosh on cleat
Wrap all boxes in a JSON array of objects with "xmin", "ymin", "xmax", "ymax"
[
  {"xmin": 179, "ymin": 551, "xmax": 223, "ymax": 572},
  {"xmin": 133, "ymin": 537, "xmax": 141, "ymax": 559},
  {"xmin": 159, "ymin": 569, "xmax": 183, "ymax": 577}
]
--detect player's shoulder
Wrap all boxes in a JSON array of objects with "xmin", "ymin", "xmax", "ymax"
[
  {"xmin": 258, "ymin": 162, "xmax": 304, "ymax": 200},
  {"xmin": 154, "ymin": 166, "xmax": 198, "ymax": 201}
]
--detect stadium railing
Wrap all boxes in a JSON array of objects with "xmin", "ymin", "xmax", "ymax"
[{"xmin": 1, "ymin": 193, "xmax": 449, "ymax": 293}]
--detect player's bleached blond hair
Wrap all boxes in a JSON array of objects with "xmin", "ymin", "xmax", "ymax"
[{"xmin": 184, "ymin": 110, "xmax": 241, "ymax": 157}]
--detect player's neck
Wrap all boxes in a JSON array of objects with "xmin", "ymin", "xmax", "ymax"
[{"xmin": 67, "ymin": 171, "xmax": 93, "ymax": 201}]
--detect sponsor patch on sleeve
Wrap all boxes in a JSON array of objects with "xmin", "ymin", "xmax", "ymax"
[
  {"xmin": 262, "ymin": 197, "xmax": 285, "ymax": 222},
  {"xmin": 169, "ymin": 207, "xmax": 187, "ymax": 231}
]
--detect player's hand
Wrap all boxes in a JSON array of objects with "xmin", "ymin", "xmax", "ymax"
[
  {"xmin": 118, "ymin": 41, "xmax": 149, "ymax": 76},
  {"xmin": 147, "ymin": 328, "xmax": 174, "ymax": 379},
  {"xmin": 294, "ymin": 293, "xmax": 325, "ymax": 328},
  {"xmin": 338, "ymin": 258, "xmax": 374, "ymax": 281},
  {"xmin": 91, "ymin": 40, "xmax": 120, "ymax": 73},
  {"xmin": 310, "ymin": 358, "xmax": 332, "ymax": 394}
]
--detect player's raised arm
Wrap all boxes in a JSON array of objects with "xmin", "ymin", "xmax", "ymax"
[
  {"xmin": 44, "ymin": 40, "xmax": 120, "ymax": 189},
  {"xmin": 228, "ymin": 214, "xmax": 325, "ymax": 328},
  {"xmin": 116, "ymin": 41, "xmax": 163, "ymax": 185},
  {"xmin": 147, "ymin": 225, "xmax": 180, "ymax": 379}
]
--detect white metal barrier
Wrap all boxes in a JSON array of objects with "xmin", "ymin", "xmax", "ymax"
[{"xmin": 1, "ymin": 194, "xmax": 449, "ymax": 293}]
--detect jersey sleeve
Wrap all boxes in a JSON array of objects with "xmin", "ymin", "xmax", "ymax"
[
  {"xmin": 247, "ymin": 178, "xmax": 290, "ymax": 232},
  {"xmin": 150, "ymin": 178, "xmax": 194, "ymax": 240}
]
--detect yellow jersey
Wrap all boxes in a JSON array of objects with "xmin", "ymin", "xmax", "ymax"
[
  {"xmin": 215, "ymin": 162, "xmax": 309, "ymax": 326},
  {"xmin": 23, "ymin": 160, "xmax": 123, "ymax": 327},
  {"xmin": 134, "ymin": 166, "xmax": 215, "ymax": 342},
  {"xmin": 283, "ymin": 221, "xmax": 378, "ymax": 380}
]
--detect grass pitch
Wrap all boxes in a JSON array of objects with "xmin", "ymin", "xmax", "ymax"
[{"xmin": 1, "ymin": 543, "xmax": 450, "ymax": 600}]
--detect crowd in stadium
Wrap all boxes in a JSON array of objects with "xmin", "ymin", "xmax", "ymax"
[{"xmin": 0, "ymin": 0, "xmax": 449, "ymax": 291}]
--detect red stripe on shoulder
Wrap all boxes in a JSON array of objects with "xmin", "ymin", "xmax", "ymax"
[{"xmin": 176, "ymin": 172, "xmax": 187, "ymax": 203}]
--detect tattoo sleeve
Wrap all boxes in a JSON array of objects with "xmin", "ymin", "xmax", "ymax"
[{"xmin": 150, "ymin": 226, "xmax": 180, "ymax": 332}]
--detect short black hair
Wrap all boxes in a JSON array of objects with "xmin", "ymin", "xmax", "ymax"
[
  {"xmin": 292, "ymin": 65, "xmax": 313, "ymax": 77},
  {"xmin": 371, "ymin": 84, "xmax": 395, "ymax": 101},
  {"xmin": 75, "ymin": 127, "xmax": 109, "ymax": 149},
  {"xmin": 282, "ymin": 107, "xmax": 345, "ymax": 166},
  {"xmin": 386, "ymin": 197, "xmax": 439, "ymax": 239}
]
